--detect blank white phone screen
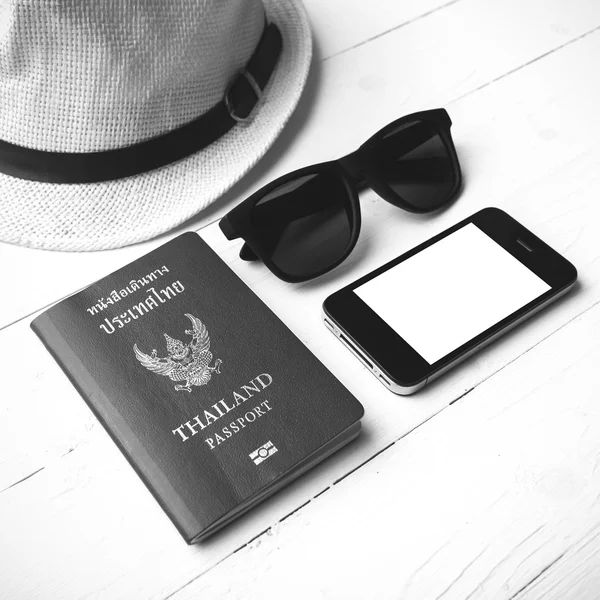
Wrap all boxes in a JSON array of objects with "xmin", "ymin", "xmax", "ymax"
[{"xmin": 354, "ymin": 223, "xmax": 551, "ymax": 364}]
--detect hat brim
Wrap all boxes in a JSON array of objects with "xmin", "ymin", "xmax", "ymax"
[{"xmin": 0, "ymin": 0, "xmax": 312, "ymax": 251}]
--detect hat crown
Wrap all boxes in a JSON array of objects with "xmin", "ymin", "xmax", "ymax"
[{"xmin": 0, "ymin": 0, "xmax": 265, "ymax": 152}]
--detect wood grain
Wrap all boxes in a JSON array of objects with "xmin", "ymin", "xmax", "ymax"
[
  {"xmin": 303, "ymin": 0, "xmax": 457, "ymax": 59},
  {"xmin": 0, "ymin": 0, "xmax": 453, "ymax": 331},
  {"xmin": 176, "ymin": 288, "xmax": 600, "ymax": 600},
  {"xmin": 1, "ymin": 0, "xmax": 599, "ymax": 330},
  {"xmin": 2, "ymin": 0, "xmax": 600, "ymax": 598}
]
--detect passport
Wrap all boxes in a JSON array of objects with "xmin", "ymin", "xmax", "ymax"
[{"xmin": 31, "ymin": 232, "xmax": 364, "ymax": 543}]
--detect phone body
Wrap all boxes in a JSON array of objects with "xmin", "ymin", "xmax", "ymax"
[{"xmin": 322, "ymin": 207, "xmax": 577, "ymax": 395}]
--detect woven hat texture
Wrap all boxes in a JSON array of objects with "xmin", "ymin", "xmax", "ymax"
[{"xmin": 0, "ymin": 0, "xmax": 312, "ymax": 250}]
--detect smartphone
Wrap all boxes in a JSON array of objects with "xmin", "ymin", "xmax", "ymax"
[{"xmin": 322, "ymin": 207, "xmax": 577, "ymax": 394}]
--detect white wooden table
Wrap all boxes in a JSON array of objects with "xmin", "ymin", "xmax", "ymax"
[{"xmin": 2, "ymin": 1, "xmax": 600, "ymax": 598}]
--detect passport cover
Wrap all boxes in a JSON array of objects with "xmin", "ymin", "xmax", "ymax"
[{"xmin": 31, "ymin": 232, "xmax": 364, "ymax": 543}]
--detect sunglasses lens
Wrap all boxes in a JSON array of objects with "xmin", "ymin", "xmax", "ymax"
[
  {"xmin": 370, "ymin": 120, "xmax": 457, "ymax": 211},
  {"xmin": 251, "ymin": 170, "xmax": 355, "ymax": 279}
]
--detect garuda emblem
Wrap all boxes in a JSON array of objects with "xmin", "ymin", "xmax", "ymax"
[{"xmin": 133, "ymin": 313, "xmax": 222, "ymax": 393}]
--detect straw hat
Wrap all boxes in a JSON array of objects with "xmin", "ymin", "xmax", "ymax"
[{"xmin": 0, "ymin": 0, "xmax": 312, "ymax": 251}]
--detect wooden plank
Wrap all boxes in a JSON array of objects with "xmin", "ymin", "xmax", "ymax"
[
  {"xmin": 518, "ymin": 528, "xmax": 600, "ymax": 600},
  {"xmin": 1, "ymin": 25, "xmax": 600, "ymax": 597},
  {"xmin": 1, "ymin": 0, "xmax": 599, "ymax": 329},
  {"xmin": 172, "ymin": 282, "xmax": 600, "ymax": 600},
  {"xmin": 2, "ymin": 2, "xmax": 600, "ymax": 598},
  {"xmin": 302, "ymin": 0, "xmax": 456, "ymax": 59}
]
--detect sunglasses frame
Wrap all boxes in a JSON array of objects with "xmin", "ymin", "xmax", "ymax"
[{"xmin": 219, "ymin": 108, "xmax": 462, "ymax": 283}]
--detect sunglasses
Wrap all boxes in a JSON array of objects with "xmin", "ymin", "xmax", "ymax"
[{"xmin": 219, "ymin": 108, "xmax": 462, "ymax": 283}]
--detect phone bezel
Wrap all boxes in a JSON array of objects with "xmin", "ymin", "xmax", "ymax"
[{"xmin": 322, "ymin": 207, "xmax": 577, "ymax": 391}]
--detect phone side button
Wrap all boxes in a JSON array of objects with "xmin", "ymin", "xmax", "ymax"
[{"xmin": 322, "ymin": 311, "xmax": 427, "ymax": 395}]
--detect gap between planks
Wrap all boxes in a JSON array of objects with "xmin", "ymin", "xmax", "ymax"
[
  {"xmin": 3, "ymin": 3, "xmax": 600, "ymax": 597},
  {"xmin": 322, "ymin": 0, "xmax": 464, "ymax": 62},
  {"xmin": 2, "ymin": 13, "xmax": 600, "ymax": 578},
  {"xmin": 161, "ymin": 295, "xmax": 600, "ymax": 600},
  {"xmin": 3, "ymin": 0, "xmax": 599, "ymax": 333}
]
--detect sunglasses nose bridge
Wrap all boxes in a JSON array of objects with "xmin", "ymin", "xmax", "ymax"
[{"xmin": 338, "ymin": 153, "xmax": 367, "ymax": 191}]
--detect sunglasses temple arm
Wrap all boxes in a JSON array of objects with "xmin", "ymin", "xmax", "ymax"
[
  {"xmin": 239, "ymin": 243, "xmax": 259, "ymax": 261},
  {"xmin": 219, "ymin": 216, "xmax": 237, "ymax": 240}
]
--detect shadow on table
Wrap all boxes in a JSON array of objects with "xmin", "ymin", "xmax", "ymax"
[{"xmin": 194, "ymin": 421, "xmax": 378, "ymax": 551}]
